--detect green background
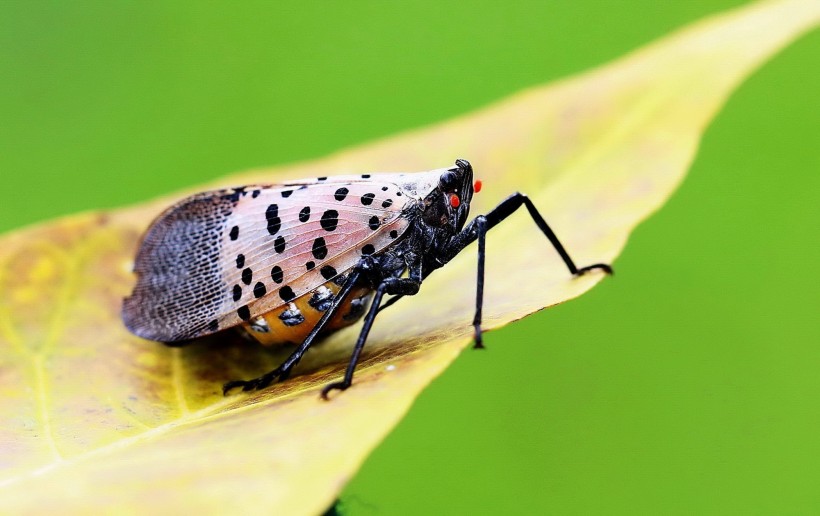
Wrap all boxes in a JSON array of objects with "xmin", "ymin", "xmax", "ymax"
[{"xmin": 2, "ymin": 1, "xmax": 818, "ymax": 514}]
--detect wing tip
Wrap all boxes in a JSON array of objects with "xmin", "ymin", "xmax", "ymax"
[{"xmin": 121, "ymin": 293, "xmax": 189, "ymax": 343}]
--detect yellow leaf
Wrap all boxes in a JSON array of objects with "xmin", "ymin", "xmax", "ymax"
[{"xmin": 0, "ymin": 1, "xmax": 817, "ymax": 513}]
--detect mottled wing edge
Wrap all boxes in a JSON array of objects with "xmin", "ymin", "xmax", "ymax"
[{"xmin": 122, "ymin": 186, "xmax": 266, "ymax": 342}]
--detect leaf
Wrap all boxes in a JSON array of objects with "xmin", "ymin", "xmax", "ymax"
[{"xmin": 0, "ymin": 1, "xmax": 817, "ymax": 513}]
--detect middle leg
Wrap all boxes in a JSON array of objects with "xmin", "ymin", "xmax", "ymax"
[{"xmin": 321, "ymin": 277, "xmax": 420, "ymax": 399}]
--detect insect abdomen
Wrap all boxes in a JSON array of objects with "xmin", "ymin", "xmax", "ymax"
[{"xmin": 240, "ymin": 279, "xmax": 373, "ymax": 346}]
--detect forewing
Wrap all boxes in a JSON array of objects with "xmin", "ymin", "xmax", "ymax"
[{"xmin": 122, "ymin": 181, "xmax": 413, "ymax": 342}]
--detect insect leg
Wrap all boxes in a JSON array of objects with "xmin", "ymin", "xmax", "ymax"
[
  {"xmin": 472, "ymin": 216, "xmax": 487, "ymax": 349},
  {"xmin": 446, "ymin": 193, "xmax": 612, "ymax": 274},
  {"xmin": 321, "ymin": 277, "xmax": 420, "ymax": 400},
  {"xmin": 223, "ymin": 270, "xmax": 362, "ymax": 394},
  {"xmin": 442, "ymin": 192, "xmax": 612, "ymax": 348},
  {"xmin": 382, "ymin": 194, "xmax": 612, "ymax": 318}
]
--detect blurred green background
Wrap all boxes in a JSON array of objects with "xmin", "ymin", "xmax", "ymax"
[{"xmin": 2, "ymin": 1, "xmax": 818, "ymax": 514}]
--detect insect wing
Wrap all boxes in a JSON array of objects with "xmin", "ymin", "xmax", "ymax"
[{"xmin": 123, "ymin": 180, "xmax": 413, "ymax": 342}]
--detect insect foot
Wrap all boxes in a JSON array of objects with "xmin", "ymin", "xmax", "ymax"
[
  {"xmin": 574, "ymin": 263, "xmax": 614, "ymax": 276},
  {"xmin": 222, "ymin": 367, "xmax": 287, "ymax": 394},
  {"xmin": 320, "ymin": 380, "xmax": 351, "ymax": 400},
  {"xmin": 472, "ymin": 326, "xmax": 485, "ymax": 350}
]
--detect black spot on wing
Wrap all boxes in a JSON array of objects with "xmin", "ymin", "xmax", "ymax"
[
  {"xmin": 320, "ymin": 210, "xmax": 339, "ymax": 231},
  {"xmin": 221, "ymin": 187, "xmax": 246, "ymax": 203},
  {"xmin": 320, "ymin": 265, "xmax": 337, "ymax": 280},
  {"xmin": 271, "ymin": 266, "xmax": 283, "ymax": 283},
  {"xmin": 279, "ymin": 286, "xmax": 296, "ymax": 302},
  {"xmin": 299, "ymin": 206, "xmax": 311, "ymax": 222},
  {"xmin": 274, "ymin": 236, "xmax": 286, "ymax": 254},
  {"xmin": 312, "ymin": 237, "xmax": 328, "ymax": 259},
  {"xmin": 266, "ymin": 204, "xmax": 281, "ymax": 235}
]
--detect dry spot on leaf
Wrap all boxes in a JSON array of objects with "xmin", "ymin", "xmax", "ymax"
[{"xmin": 0, "ymin": 1, "xmax": 817, "ymax": 513}]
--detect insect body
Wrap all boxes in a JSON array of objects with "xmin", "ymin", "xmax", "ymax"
[{"xmin": 122, "ymin": 159, "xmax": 611, "ymax": 398}]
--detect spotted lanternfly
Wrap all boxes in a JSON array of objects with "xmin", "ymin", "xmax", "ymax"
[{"xmin": 122, "ymin": 159, "xmax": 611, "ymax": 399}]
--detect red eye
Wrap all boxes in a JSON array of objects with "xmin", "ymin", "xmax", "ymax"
[
  {"xmin": 473, "ymin": 180, "xmax": 482, "ymax": 193},
  {"xmin": 450, "ymin": 194, "xmax": 460, "ymax": 208}
]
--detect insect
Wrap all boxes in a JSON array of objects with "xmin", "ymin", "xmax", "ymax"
[{"xmin": 122, "ymin": 159, "xmax": 611, "ymax": 399}]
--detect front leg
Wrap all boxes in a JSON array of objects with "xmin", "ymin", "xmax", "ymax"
[{"xmin": 442, "ymin": 192, "xmax": 613, "ymax": 349}]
